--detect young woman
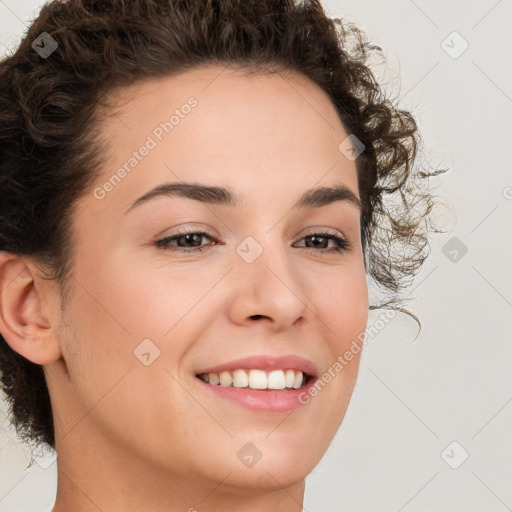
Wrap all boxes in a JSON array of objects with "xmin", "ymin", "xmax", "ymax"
[{"xmin": 0, "ymin": 0, "xmax": 442, "ymax": 510}]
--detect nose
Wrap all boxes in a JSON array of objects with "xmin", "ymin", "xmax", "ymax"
[{"xmin": 227, "ymin": 241, "xmax": 308, "ymax": 331}]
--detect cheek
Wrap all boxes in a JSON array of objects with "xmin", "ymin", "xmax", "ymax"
[
  {"xmin": 307, "ymin": 267, "xmax": 368, "ymax": 401},
  {"xmin": 309, "ymin": 265, "xmax": 369, "ymax": 344}
]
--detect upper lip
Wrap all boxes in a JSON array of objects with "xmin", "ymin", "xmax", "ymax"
[{"xmin": 195, "ymin": 354, "xmax": 318, "ymax": 377}]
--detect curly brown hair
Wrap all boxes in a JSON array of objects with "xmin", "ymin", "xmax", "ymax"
[{"xmin": 0, "ymin": 0, "xmax": 445, "ymax": 452}]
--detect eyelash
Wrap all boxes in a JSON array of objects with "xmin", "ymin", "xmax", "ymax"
[{"xmin": 154, "ymin": 228, "xmax": 352, "ymax": 255}]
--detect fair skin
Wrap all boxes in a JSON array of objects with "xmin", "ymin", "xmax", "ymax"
[{"xmin": 0, "ymin": 65, "xmax": 368, "ymax": 511}]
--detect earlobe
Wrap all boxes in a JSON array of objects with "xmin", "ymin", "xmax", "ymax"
[{"xmin": 0, "ymin": 251, "xmax": 62, "ymax": 365}]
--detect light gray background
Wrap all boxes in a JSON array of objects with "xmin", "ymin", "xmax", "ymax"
[{"xmin": 0, "ymin": 1, "xmax": 511, "ymax": 511}]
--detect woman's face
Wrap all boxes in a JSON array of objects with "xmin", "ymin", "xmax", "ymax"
[{"xmin": 45, "ymin": 65, "xmax": 368, "ymax": 493}]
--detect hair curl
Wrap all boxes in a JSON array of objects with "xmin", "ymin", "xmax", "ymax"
[{"xmin": 0, "ymin": 0, "xmax": 446, "ymax": 451}]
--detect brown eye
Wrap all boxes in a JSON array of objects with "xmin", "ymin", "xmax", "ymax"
[
  {"xmin": 155, "ymin": 229, "xmax": 351, "ymax": 255},
  {"xmin": 155, "ymin": 231, "xmax": 214, "ymax": 253},
  {"xmin": 294, "ymin": 232, "xmax": 351, "ymax": 254}
]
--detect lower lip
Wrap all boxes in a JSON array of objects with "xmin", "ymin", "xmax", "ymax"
[{"xmin": 195, "ymin": 376, "xmax": 318, "ymax": 412}]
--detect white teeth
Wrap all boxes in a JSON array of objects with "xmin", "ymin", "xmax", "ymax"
[
  {"xmin": 267, "ymin": 370, "xmax": 286, "ymax": 390},
  {"xmin": 208, "ymin": 373, "xmax": 219, "ymax": 385},
  {"xmin": 219, "ymin": 371, "xmax": 232, "ymax": 387},
  {"xmin": 232, "ymin": 369, "xmax": 249, "ymax": 387},
  {"xmin": 285, "ymin": 369, "xmax": 295, "ymax": 388},
  {"xmin": 248, "ymin": 369, "xmax": 267, "ymax": 389},
  {"xmin": 198, "ymin": 368, "xmax": 308, "ymax": 390},
  {"xmin": 292, "ymin": 371, "xmax": 303, "ymax": 389}
]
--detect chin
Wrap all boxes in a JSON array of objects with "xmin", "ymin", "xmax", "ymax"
[{"xmin": 194, "ymin": 431, "xmax": 328, "ymax": 490}]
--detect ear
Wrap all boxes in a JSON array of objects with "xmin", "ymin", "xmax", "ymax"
[{"xmin": 0, "ymin": 251, "xmax": 63, "ymax": 365}]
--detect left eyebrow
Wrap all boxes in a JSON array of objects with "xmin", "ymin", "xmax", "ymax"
[{"xmin": 124, "ymin": 181, "xmax": 361, "ymax": 214}]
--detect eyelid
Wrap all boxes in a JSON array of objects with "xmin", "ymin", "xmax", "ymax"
[
  {"xmin": 153, "ymin": 223, "xmax": 218, "ymax": 241},
  {"xmin": 155, "ymin": 225, "xmax": 347, "ymax": 242},
  {"xmin": 154, "ymin": 225, "xmax": 352, "ymax": 255}
]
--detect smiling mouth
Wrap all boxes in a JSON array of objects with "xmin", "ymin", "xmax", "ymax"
[{"xmin": 195, "ymin": 368, "xmax": 313, "ymax": 391}]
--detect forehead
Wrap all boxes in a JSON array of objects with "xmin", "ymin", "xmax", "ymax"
[
  {"xmin": 88, "ymin": 65, "xmax": 358, "ymax": 214},
  {"xmin": 99, "ymin": 65, "xmax": 350, "ymax": 157}
]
